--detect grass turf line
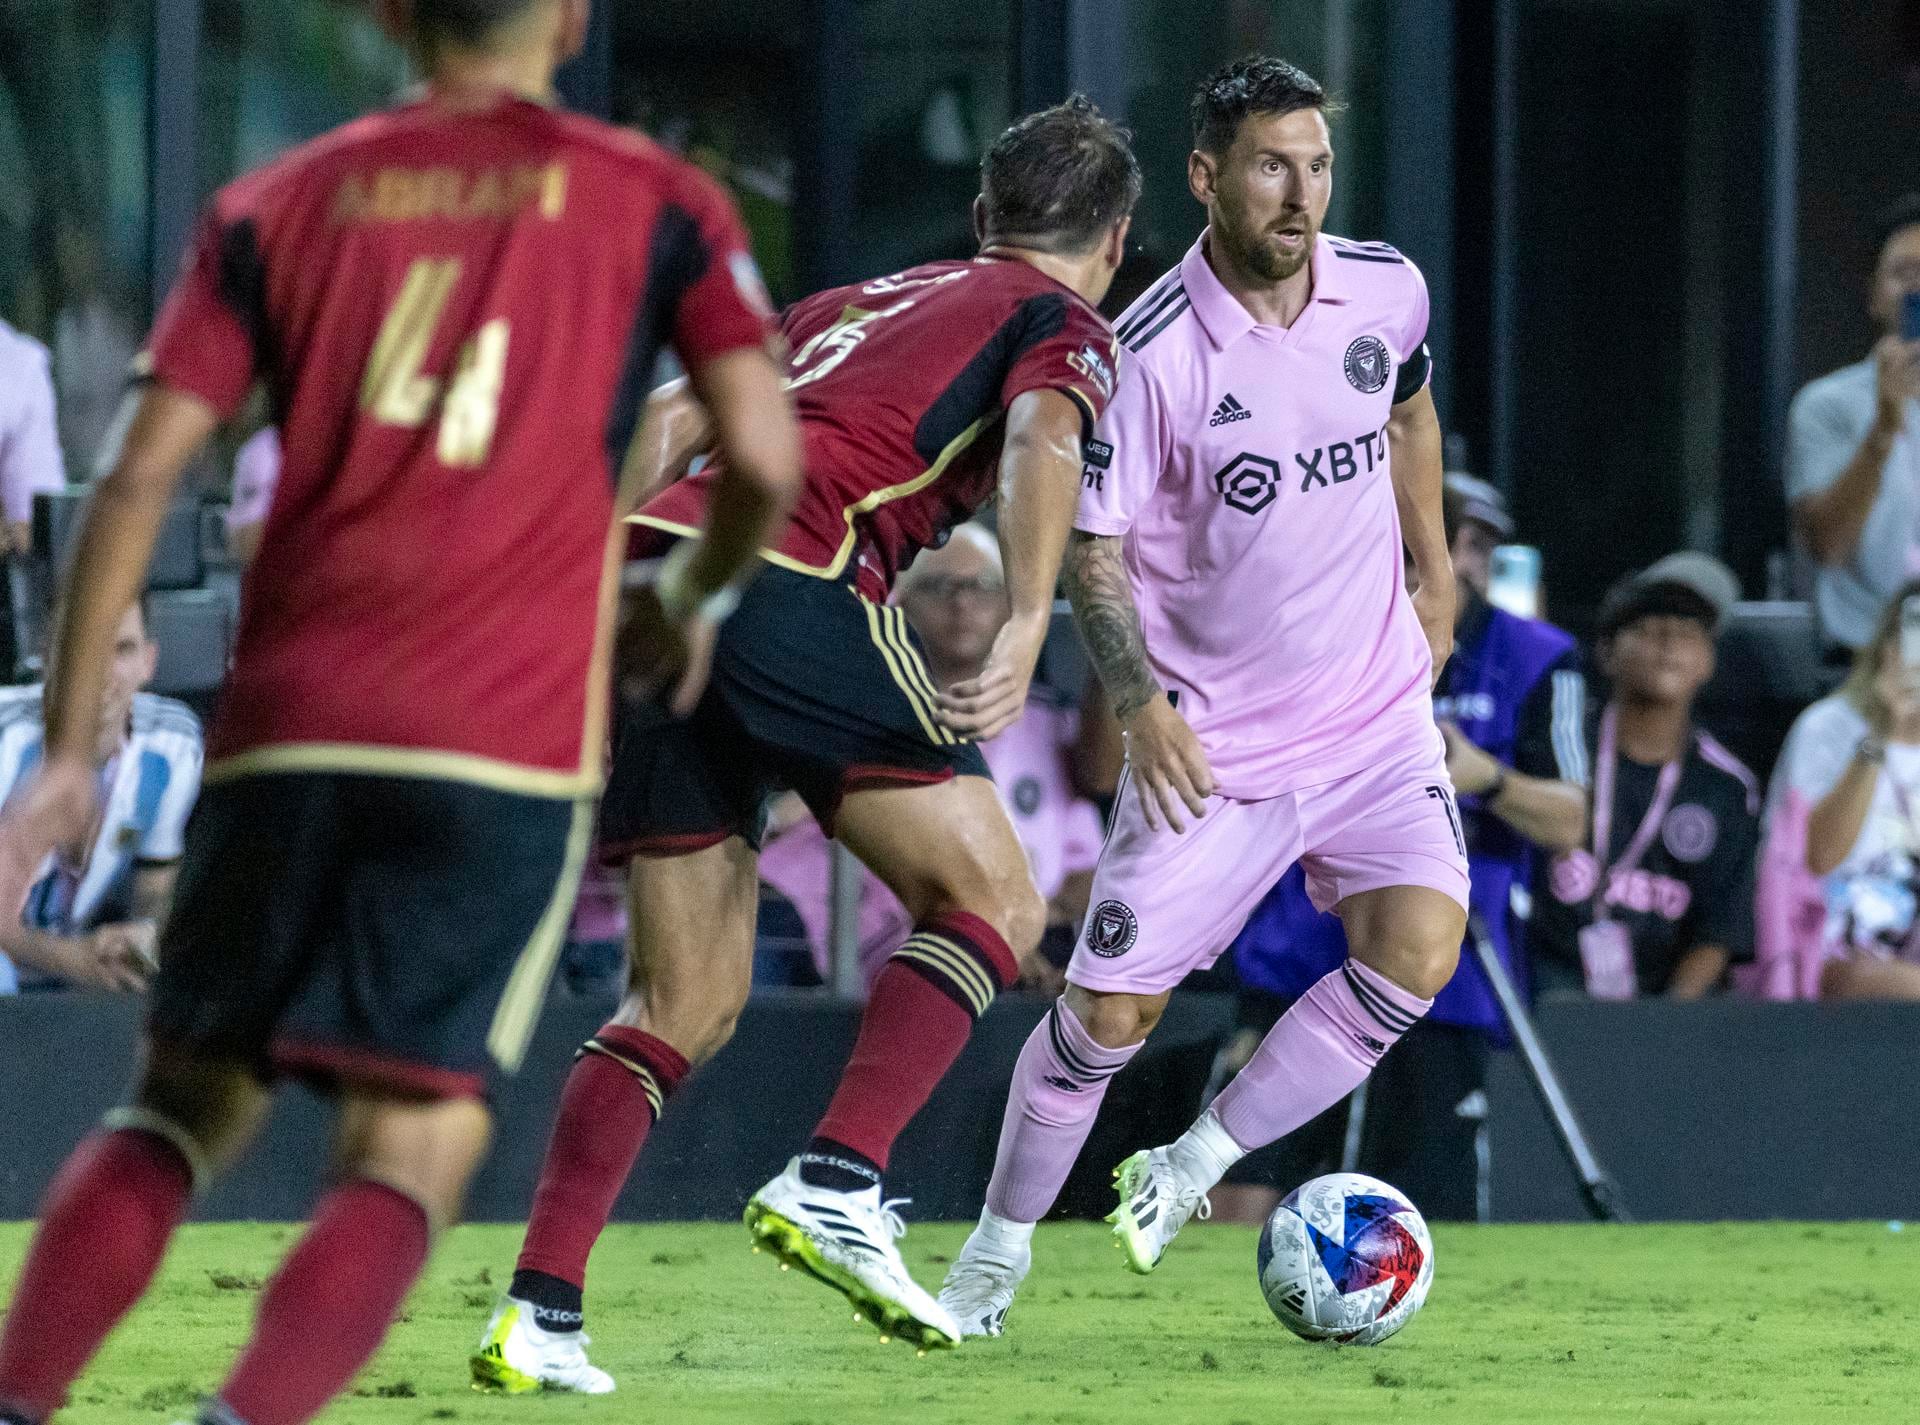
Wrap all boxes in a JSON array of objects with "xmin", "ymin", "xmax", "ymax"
[{"xmin": 2, "ymin": 1220, "xmax": 1915, "ymax": 1424}]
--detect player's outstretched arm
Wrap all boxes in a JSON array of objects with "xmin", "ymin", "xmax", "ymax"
[
  {"xmin": 1386, "ymin": 384, "xmax": 1454, "ymax": 685},
  {"xmin": 936, "ymin": 388, "xmax": 1086, "ymax": 741},
  {"xmin": 1060, "ymin": 530, "xmax": 1214, "ymax": 833},
  {"xmin": 0, "ymin": 385, "xmax": 215, "ymax": 915}
]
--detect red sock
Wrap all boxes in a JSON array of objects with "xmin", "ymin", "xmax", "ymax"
[
  {"xmin": 813, "ymin": 911, "xmax": 1016, "ymax": 1171},
  {"xmin": 0, "ymin": 1127, "xmax": 193, "ymax": 1422},
  {"xmin": 512, "ymin": 1026, "xmax": 689, "ymax": 1316},
  {"xmin": 215, "ymin": 1180, "xmax": 429, "ymax": 1425}
]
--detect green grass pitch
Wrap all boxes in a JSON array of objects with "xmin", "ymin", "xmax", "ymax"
[{"xmin": 4, "ymin": 1219, "xmax": 1916, "ymax": 1424}]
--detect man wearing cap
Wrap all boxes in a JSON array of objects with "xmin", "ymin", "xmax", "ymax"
[
  {"xmin": 1788, "ymin": 194, "xmax": 1920, "ymax": 654},
  {"xmin": 1531, "ymin": 555, "xmax": 1760, "ymax": 998}
]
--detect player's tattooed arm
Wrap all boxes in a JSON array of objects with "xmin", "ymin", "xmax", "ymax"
[{"xmin": 1062, "ymin": 531, "xmax": 1160, "ymax": 722}]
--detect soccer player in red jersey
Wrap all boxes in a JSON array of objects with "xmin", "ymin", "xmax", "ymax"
[
  {"xmin": 0, "ymin": 4, "xmax": 800, "ymax": 1424},
  {"xmin": 473, "ymin": 97, "xmax": 1138, "ymax": 1377}
]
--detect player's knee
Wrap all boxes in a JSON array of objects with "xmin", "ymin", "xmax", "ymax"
[
  {"xmin": 134, "ymin": 1043, "xmax": 269, "ymax": 1176},
  {"xmin": 1064, "ymin": 985, "xmax": 1165, "ymax": 1049},
  {"xmin": 1363, "ymin": 935, "xmax": 1461, "ymax": 1002},
  {"xmin": 998, "ymin": 877, "xmax": 1048, "ymax": 963},
  {"xmin": 337, "ymin": 1093, "xmax": 492, "ymax": 1230}
]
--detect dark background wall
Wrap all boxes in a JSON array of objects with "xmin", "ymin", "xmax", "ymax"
[
  {"xmin": 1794, "ymin": 0, "xmax": 1920, "ymax": 386},
  {"xmin": 5, "ymin": 993, "xmax": 1919, "ymax": 1226}
]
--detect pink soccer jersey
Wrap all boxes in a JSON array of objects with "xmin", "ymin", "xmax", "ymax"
[{"xmin": 1078, "ymin": 230, "xmax": 1437, "ymax": 799}]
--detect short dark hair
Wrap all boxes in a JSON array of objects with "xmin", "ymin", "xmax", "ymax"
[
  {"xmin": 413, "ymin": 0, "xmax": 542, "ymax": 49},
  {"xmin": 979, "ymin": 95, "xmax": 1141, "ymax": 254},
  {"xmin": 1874, "ymin": 193, "xmax": 1920, "ymax": 260},
  {"xmin": 1190, "ymin": 55, "xmax": 1333, "ymax": 155}
]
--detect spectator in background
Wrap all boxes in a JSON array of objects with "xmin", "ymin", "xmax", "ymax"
[
  {"xmin": 1762, "ymin": 579, "xmax": 1920, "ymax": 999},
  {"xmin": 226, "ymin": 425, "xmax": 280, "ymax": 567},
  {"xmin": 0, "ymin": 316, "xmax": 64, "ymax": 554},
  {"xmin": 1532, "ymin": 556, "xmax": 1759, "ymax": 999},
  {"xmin": 0, "ymin": 314, "xmax": 66, "ymax": 679},
  {"xmin": 758, "ymin": 524, "xmax": 1106, "ymax": 990},
  {"xmin": 0, "ymin": 597, "xmax": 200, "ymax": 993},
  {"xmin": 1210, "ymin": 475, "xmax": 1589, "ymax": 1223},
  {"xmin": 1788, "ymin": 194, "xmax": 1920, "ymax": 655}
]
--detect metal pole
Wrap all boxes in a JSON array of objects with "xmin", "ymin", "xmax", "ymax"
[
  {"xmin": 149, "ymin": 0, "xmax": 202, "ymax": 320},
  {"xmin": 828, "ymin": 842, "xmax": 864, "ymax": 1000},
  {"xmin": 1467, "ymin": 912, "xmax": 1629, "ymax": 1222},
  {"xmin": 1487, "ymin": 0, "xmax": 1519, "ymax": 496}
]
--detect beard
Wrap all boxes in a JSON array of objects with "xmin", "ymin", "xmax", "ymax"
[{"xmin": 1216, "ymin": 208, "xmax": 1315, "ymax": 283}]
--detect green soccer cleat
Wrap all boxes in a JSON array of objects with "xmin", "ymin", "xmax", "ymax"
[
  {"xmin": 469, "ymin": 1295, "xmax": 615, "ymax": 1395},
  {"xmin": 1107, "ymin": 1147, "xmax": 1212, "ymax": 1275},
  {"xmin": 745, "ymin": 1157, "xmax": 962, "ymax": 1350}
]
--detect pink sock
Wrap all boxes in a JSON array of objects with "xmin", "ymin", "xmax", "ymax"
[
  {"xmin": 1210, "ymin": 960, "xmax": 1432, "ymax": 1158},
  {"xmin": 984, "ymin": 999, "xmax": 1140, "ymax": 1224}
]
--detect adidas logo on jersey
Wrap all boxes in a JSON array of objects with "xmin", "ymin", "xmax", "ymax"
[{"xmin": 1209, "ymin": 393, "xmax": 1252, "ymax": 427}]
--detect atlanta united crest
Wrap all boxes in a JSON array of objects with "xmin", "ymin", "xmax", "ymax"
[
  {"xmin": 1344, "ymin": 335, "xmax": 1390, "ymax": 394},
  {"xmin": 1086, "ymin": 899, "xmax": 1139, "ymax": 958}
]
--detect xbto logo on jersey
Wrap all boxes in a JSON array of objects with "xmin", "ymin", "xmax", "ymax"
[
  {"xmin": 1344, "ymin": 335, "xmax": 1391, "ymax": 393},
  {"xmin": 1295, "ymin": 425, "xmax": 1389, "ymax": 491},
  {"xmin": 1086, "ymin": 899, "xmax": 1139, "ymax": 957},
  {"xmin": 1213, "ymin": 452, "xmax": 1283, "ymax": 515}
]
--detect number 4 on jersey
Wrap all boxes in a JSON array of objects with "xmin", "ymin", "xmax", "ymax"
[{"xmin": 360, "ymin": 257, "xmax": 510, "ymax": 467}]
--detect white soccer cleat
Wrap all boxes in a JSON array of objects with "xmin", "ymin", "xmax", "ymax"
[
  {"xmin": 744, "ymin": 1158, "xmax": 962, "ymax": 1349},
  {"xmin": 469, "ymin": 1296, "xmax": 616, "ymax": 1395},
  {"xmin": 1107, "ymin": 1146, "xmax": 1212, "ymax": 1274},
  {"xmin": 936, "ymin": 1232, "xmax": 1031, "ymax": 1338}
]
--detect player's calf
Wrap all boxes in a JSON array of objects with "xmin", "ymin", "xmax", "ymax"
[{"xmin": 211, "ymin": 1094, "xmax": 489, "ymax": 1425}]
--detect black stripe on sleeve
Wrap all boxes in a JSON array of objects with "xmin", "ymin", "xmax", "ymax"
[
  {"xmin": 604, "ymin": 204, "xmax": 709, "ymax": 481},
  {"xmin": 217, "ymin": 218, "xmax": 278, "ymax": 414},
  {"xmin": 1393, "ymin": 342, "xmax": 1432, "ymax": 404},
  {"xmin": 1126, "ymin": 295, "xmax": 1191, "ymax": 353}
]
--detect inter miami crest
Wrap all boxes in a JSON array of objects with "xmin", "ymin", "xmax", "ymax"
[
  {"xmin": 1086, "ymin": 899, "xmax": 1139, "ymax": 958},
  {"xmin": 1344, "ymin": 335, "xmax": 1390, "ymax": 394}
]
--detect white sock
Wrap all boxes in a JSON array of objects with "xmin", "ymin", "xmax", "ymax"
[
  {"xmin": 974, "ymin": 1207, "xmax": 1036, "ymax": 1253},
  {"xmin": 1167, "ymin": 1108, "xmax": 1246, "ymax": 1195}
]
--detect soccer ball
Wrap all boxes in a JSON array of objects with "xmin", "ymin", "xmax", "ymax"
[{"xmin": 1257, "ymin": 1172, "xmax": 1434, "ymax": 1345}]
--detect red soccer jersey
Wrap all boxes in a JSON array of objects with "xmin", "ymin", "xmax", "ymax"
[
  {"xmin": 633, "ymin": 254, "xmax": 1119, "ymax": 599},
  {"xmin": 145, "ymin": 92, "xmax": 774, "ymax": 796}
]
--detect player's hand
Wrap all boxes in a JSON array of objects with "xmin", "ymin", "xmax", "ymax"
[
  {"xmin": 1412, "ymin": 577, "xmax": 1455, "ymax": 687},
  {"xmin": 72, "ymin": 924, "xmax": 154, "ymax": 993},
  {"xmin": 1871, "ymin": 645, "xmax": 1920, "ymax": 737},
  {"xmin": 617, "ymin": 586, "xmax": 719, "ymax": 719},
  {"xmin": 1440, "ymin": 720, "xmax": 1500, "ymax": 796},
  {"xmin": 936, "ymin": 618, "xmax": 1045, "ymax": 741},
  {"xmin": 1874, "ymin": 334, "xmax": 1920, "ymax": 434},
  {"xmin": 1121, "ymin": 694, "xmax": 1215, "ymax": 834},
  {"xmin": 0, "ymin": 753, "xmax": 97, "ymax": 919}
]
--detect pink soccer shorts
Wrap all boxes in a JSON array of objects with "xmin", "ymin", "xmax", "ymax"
[{"xmin": 1068, "ymin": 730, "xmax": 1471, "ymax": 995}]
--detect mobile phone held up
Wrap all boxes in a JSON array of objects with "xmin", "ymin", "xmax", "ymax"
[
  {"xmin": 1901, "ymin": 593, "xmax": 1920, "ymax": 672},
  {"xmin": 1487, "ymin": 545, "xmax": 1542, "ymax": 621}
]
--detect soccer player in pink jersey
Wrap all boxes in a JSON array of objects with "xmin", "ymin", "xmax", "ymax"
[{"xmin": 938, "ymin": 56, "xmax": 1470, "ymax": 1336}]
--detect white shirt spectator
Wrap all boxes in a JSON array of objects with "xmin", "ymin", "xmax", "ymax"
[
  {"xmin": 0, "ymin": 319, "xmax": 67, "ymax": 538},
  {"xmin": 1786, "ymin": 360, "xmax": 1920, "ymax": 650},
  {"xmin": 1767, "ymin": 694, "xmax": 1917, "ymax": 882},
  {"xmin": 0, "ymin": 686, "xmax": 202, "ymax": 993}
]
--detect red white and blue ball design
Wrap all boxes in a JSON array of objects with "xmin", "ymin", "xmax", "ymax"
[{"xmin": 1257, "ymin": 1173, "xmax": 1434, "ymax": 1345}]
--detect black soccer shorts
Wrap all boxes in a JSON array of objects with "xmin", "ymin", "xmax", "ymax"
[
  {"xmin": 148, "ymin": 770, "xmax": 590, "ymax": 1099},
  {"xmin": 598, "ymin": 562, "xmax": 990, "ymax": 859}
]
